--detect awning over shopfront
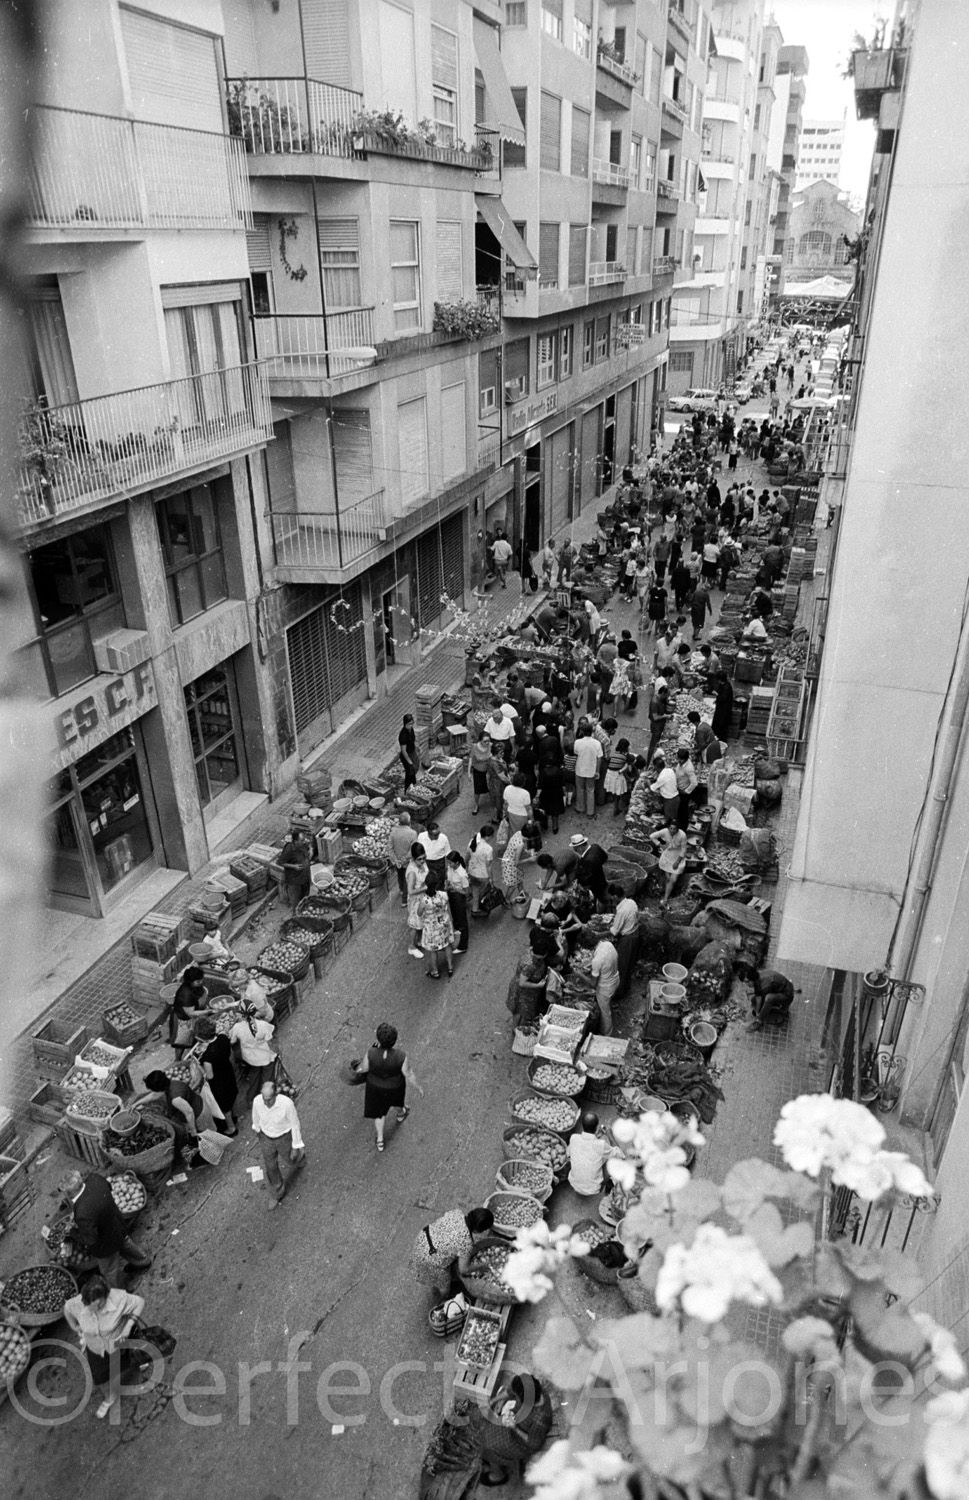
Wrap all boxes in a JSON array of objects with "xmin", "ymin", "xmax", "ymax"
[
  {"xmin": 473, "ymin": 17, "xmax": 526, "ymax": 145},
  {"xmin": 475, "ymin": 195, "xmax": 538, "ymax": 271}
]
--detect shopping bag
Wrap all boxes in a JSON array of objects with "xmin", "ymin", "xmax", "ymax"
[
  {"xmin": 479, "ymin": 883, "xmax": 507, "ymax": 915},
  {"xmin": 494, "ymin": 818, "xmax": 511, "ymax": 853}
]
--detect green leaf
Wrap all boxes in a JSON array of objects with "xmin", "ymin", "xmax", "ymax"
[
  {"xmin": 836, "ymin": 1243, "xmax": 925, "ymax": 1299},
  {"xmin": 744, "ymin": 1202, "xmax": 815, "ymax": 1267},
  {"xmin": 849, "ymin": 1283, "xmax": 928, "ymax": 1370},
  {"xmin": 722, "ymin": 1158, "xmax": 792, "ymax": 1221},
  {"xmin": 532, "ymin": 1315, "xmax": 597, "ymax": 1390},
  {"xmin": 675, "ymin": 1176, "xmax": 723, "ymax": 1222},
  {"xmin": 593, "ymin": 1311, "xmax": 680, "ymax": 1372}
]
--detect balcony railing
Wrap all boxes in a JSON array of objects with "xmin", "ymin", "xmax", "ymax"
[
  {"xmin": 592, "ymin": 158, "xmax": 631, "ymax": 188},
  {"xmin": 271, "ymin": 491, "xmax": 388, "ymax": 573},
  {"xmin": 253, "ymin": 310, "xmax": 377, "ymax": 380},
  {"xmin": 26, "ymin": 104, "xmax": 252, "ymax": 230},
  {"xmin": 851, "ymin": 48, "xmax": 908, "ymax": 119},
  {"xmin": 596, "ymin": 48, "xmax": 639, "ymax": 87},
  {"xmin": 668, "ymin": 3, "xmax": 693, "ymax": 44},
  {"xmin": 226, "ymin": 76, "xmax": 362, "ymax": 157},
  {"xmin": 656, "ymin": 179, "xmax": 680, "ymax": 201},
  {"xmin": 18, "ymin": 365, "xmax": 272, "ymax": 529},
  {"xmin": 652, "ymin": 255, "xmax": 677, "ymax": 276},
  {"xmin": 588, "ymin": 261, "xmax": 626, "ymax": 286},
  {"xmin": 661, "ymin": 96, "xmax": 689, "ymax": 126}
]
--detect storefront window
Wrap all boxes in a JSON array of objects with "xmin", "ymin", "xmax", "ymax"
[
  {"xmin": 157, "ymin": 483, "xmax": 228, "ymax": 626},
  {"xmin": 27, "ymin": 525, "xmax": 124, "ymax": 697},
  {"xmin": 184, "ymin": 666, "xmax": 242, "ymax": 812},
  {"xmin": 47, "ymin": 729, "xmax": 155, "ymax": 913}
]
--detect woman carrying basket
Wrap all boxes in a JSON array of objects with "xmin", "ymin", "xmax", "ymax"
[{"xmin": 350, "ymin": 1022, "xmax": 424, "ymax": 1153}]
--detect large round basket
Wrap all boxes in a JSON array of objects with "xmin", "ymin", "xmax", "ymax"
[
  {"xmin": 108, "ymin": 1170, "xmax": 147, "ymax": 1220},
  {"xmin": 298, "ymin": 894, "xmax": 351, "ymax": 932},
  {"xmin": 461, "ymin": 1235, "xmax": 517, "ymax": 1307},
  {"xmin": 495, "ymin": 1157, "xmax": 554, "ymax": 1201},
  {"xmin": 485, "ymin": 1190, "xmax": 547, "ymax": 1239},
  {"xmin": 526, "ymin": 1059, "xmax": 586, "ymax": 1098},
  {"xmin": 3, "ymin": 1265, "xmax": 78, "ymax": 1327},
  {"xmin": 279, "ymin": 917, "xmax": 331, "ymax": 961},
  {"xmin": 104, "ymin": 1110, "xmax": 177, "ymax": 1176},
  {"xmin": 508, "ymin": 1090, "xmax": 581, "ymax": 1138},
  {"xmin": 258, "ymin": 938, "xmax": 310, "ymax": 983},
  {"xmin": 0, "ymin": 1320, "xmax": 31, "ymax": 1382},
  {"xmin": 501, "ymin": 1123, "xmax": 568, "ymax": 1179}
]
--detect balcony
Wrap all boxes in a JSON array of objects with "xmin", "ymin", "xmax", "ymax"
[
  {"xmin": 588, "ymin": 261, "xmax": 626, "ymax": 287},
  {"xmin": 851, "ymin": 48, "xmax": 907, "ymax": 120},
  {"xmin": 592, "ymin": 158, "xmax": 631, "ymax": 190},
  {"xmin": 226, "ymin": 78, "xmax": 493, "ymax": 171},
  {"xmin": 656, "ymin": 180, "xmax": 680, "ymax": 212},
  {"xmin": 652, "ymin": 255, "xmax": 677, "ymax": 277},
  {"xmin": 271, "ymin": 491, "xmax": 389, "ymax": 580},
  {"xmin": 596, "ymin": 47, "xmax": 639, "ymax": 89},
  {"xmin": 26, "ymin": 105, "xmax": 251, "ymax": 233},
  {"xmin": 668, "ymin": 3, "xmax": 693, "ymax": 45},
  {"xmin": 17, "ymin": 365, "xmax": 272, "ymax": 532},
  {"xmin": 253, "ymin": 311, "xmax": 379, "ymax": 393}
]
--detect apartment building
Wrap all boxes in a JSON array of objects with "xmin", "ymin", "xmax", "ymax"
[
  {"xmin": 750, "ymin": 14, "xmax": 783, "ymax": 326},
  {"xmin": 784, "ymin": 179, "xmax": 859, "ymax": 286},
  {"xmin": 766, "ymin": 42, "xmax": 808, "ymax": 305},
  {"xmin": 773, "ymin": 1, "xmax": 969, "ymax": 1328},
  {"xmin": 16, "ymin": 0, "xmax": 278, "ymax": 919},
  {"xmin": 794, "ymin": 115, "xmax": 844, "ymax": 192},
  {"xmin": 668, "ymin": 0, "xmax": 767, "ymax": 391}
]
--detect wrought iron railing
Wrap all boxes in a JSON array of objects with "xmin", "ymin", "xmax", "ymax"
[
  {"xmin": 252, "ymin": 311, "xmax": 377, "ymax": 380},
  {"xmin": 225, "ymin": 76, "xmax": 363, "ymax": 156},
  {"xmin": 592, "ymin": 158, "xmax": 631, "ymax": 188},
  {"xmin": 595, "ymin": 48, "xmax": 639, "ymax": 87},
  {"xmin": 271, "ymin": 491, "xmax": 389, "ymax": 572},
  {"xmin": 588, "ymin": 261, "xmax": 627, "ymax": 286}
]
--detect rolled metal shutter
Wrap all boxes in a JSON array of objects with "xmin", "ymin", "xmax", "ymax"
[
  {"xmin": 436, "ymin": 221, "xmax": 464, "ymax": 303},
  {"xmin": 616, "ymin": 385, "xmax": 633, "ymax": 470},
  {"xmin": 324, "ymin": 585, "xmax": 366, "ymax": 704},
  {"xmin": 580, "ymin": 408, "xmax": 601, "ymax": 511},
  {"xmin": 301, "ymin": 0, "xmax": 352, "ymax": 87},
  {"xmin": 539, "ymin": 92, "xmax": 560, "ymax": 171},
  {"xmin": 442, "ymin": 513, "xmax": 465, "ymax": 610},
  {"xmin": 548, "ymin": 425, "xmax": 572, "ymax": 533},
  {"xmin": 120, "ymin": 8, "xmax": 223, "ymax": 131},
  {"xmin": 246, "ymin": 223, "xmax": 272, "ymax": 273},
  {"xmin": 288, "ymin": 607, "xmax": 333, "ymax": 750},
  {"xmin": 417, "ymin": 531, "xmax": 444, "ymax": 630}
]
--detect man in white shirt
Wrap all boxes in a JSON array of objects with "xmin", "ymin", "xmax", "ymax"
[
  {"xmin": 590, "ymin": 936, "xmax": 620, "ymax": 1035},
  {"xmin": 484, "ymin": 702, "xmax": 516, "ymax": 763},
  {"xmin": 608, "ymin": 883, "xmax": 641, "ymax": 998},
  {"xmin": 251, "ymin": 1081, "xmax": 305, "ymax": 1208},
  {"xmin": 418, "ymin": 822, "xmax": 451, "ymax": 884},
  {"xmin": 568, "ymin": 1112, "xmax": 620, "ymax": 1196},
  {"xmin": 573, "ymin": 721, "xmax": 603, "ymax": 819},
  {"xmin": 650, "ymin": 755, "xmax": 680, "ymax": 823},
  {"xmin": 491, "ymin": 534, "xmax": 513, "ymax": 587}
]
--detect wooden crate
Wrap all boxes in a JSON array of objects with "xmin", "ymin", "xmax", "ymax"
[
  {"xmin": 29, "ymin": 1082, "xmax": 66, "ymax": 1129},
  {"xmin": 453, "ymin": 1341, "xmax": 507, "ymax": 1409},
  {"xmin": 31, "ymin": 1019, "xmax": 90, "ymax": 1075},
  {"xmin": 130, "ymin": 921, "xmax": 180, "ymax": 965},
  {"xmin": 56, "ymin": 1121, "xmax": 110, "ymax": 1168},
  {"xmin": 0, "ymin": 1107, "xmax": 23, "ymax": 1161},
  {"xmin": 101, "ymin": 1003, "xmax": 150, "ymax": 1047}
]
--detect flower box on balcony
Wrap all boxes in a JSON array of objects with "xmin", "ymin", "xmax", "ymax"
[{"xmin": 432, "ymin": 300, "xmax": 501, "ymax": 341}]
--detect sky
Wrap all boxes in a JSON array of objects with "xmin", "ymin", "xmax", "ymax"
[{"xmin": 769, "ymin": 0, "xmax": 887, "ymax": 204}]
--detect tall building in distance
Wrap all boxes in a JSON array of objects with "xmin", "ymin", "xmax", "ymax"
[
  {"xmin": 794, "ymin": 115, "xmax": 845, "ymax": 190},
  {"xmin": 766, "ymin": 42, "xmax": 809, "ymax": 306}
]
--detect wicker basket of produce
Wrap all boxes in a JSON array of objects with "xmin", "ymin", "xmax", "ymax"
[
  {"xmin": 511, "ymin": 1025, "xmax": 539, "ymax": 1057},
  {"xmin": 526, "ymin": 1060, "xmax": 587, "ymax": 1099},
  {"xmin": 584, "ymin": 1068, "xmax": 624, "ymax": 1106},
  {"xmin": 279, "ymin": 918, "xmax": 331, "ymax": 961},
  {"xmin": 258, "ymin": 938, "xmax": 311, "ymax": 983},
  {"xmin": 325, "ymin": 869, "xmax": 371, "ymax": 913},
  {"xmin": 461, "ymin": 1237, "xmax": 518, "ymax": 1307},
  {"xmin": 501, "ymin": 1124, "xmax": 568, "ymax": 1180},
  {"xmin": 2, "ymin": 1265, "xmax": 78, "ymax": 1327},
  {"xmin": 108, "ymin": 1171, "xmax": 147, "ymax": 1219},
  {"xmin": 298, "ymin": 893, "xmax": 351, "ymax": 932},
  {"xmin": 0, "ymin": 1320, "xmax": 31, "ymax": 1382},
  {"xmin": 572, "ymin": 1219, "xmax": 625, "ymax": 1286},
  {"xmin": 63, "ymin": 1089, "xmax": 121, "ymax": 1134},
  {"xmin": 104, "ymin": 1110, "xmax": 177, "ymax": 1175},
  {"xmin": 653, "ymin": 1039, "xmax": 704, "ymax": 1069},
  {"xmin": 509, "ymin": 1091, "xmax": 580, "ymax": 1137},
  {"xmin": 495, "ymin": 1157, "xmax": 554, "ymax": 1201},
  {"xmin": 485, "ymin": 1190, "xmax": 547, "ymax": 1239},
  {"xmin": 337, "ymin": 854, "xmax": 390, "ymax": 891},
  {"xmin": 43, "ymin": 1213, "xmax": 94, "ymax": 1272}
]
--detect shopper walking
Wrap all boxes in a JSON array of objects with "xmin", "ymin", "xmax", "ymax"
[
  {"xmin": 64, "ymin": 1276, "xmax": 146, "ymax": 1420},
  {"xmin": 469, "ymin": 731, "xmax": 493, "ymax": 815},
  {"xmin": 418, "ymin": 874, "xmax": 455, "ymax": 979},
  {"xmin": 352, "ymin": 1022, "xmax": 423, "ymax": 1151},
  {"xmin": 405, "ymin": 844, "xmax": 429, "ymax": 958},
  {"xmin": 229, "ymin": 1006, "xmax": 278, "ymax": 1104},
  {"xmin": 59, "ymin": 1170, "xmax": 152, "ymax": 1286},
  {"xmin": 418, "ymin": 821, "xmax": 451, "ymax": 886},
  {"xmin": 251, "ymin": 1080, "xmax": 305, "ymax": 1208},
  {"xmin": 573, "ymin": 721, "xmax": 603, "ymax": 819},
  {"xmin": 690, "ymin": 582, "xmax": 712, "ymax": 641}
]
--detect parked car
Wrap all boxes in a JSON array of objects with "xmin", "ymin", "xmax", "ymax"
[
  {"xmin": 667, "ymin": 387, "xmax": 719, "ymax": 413},
  {"xmin": 731, "ymin": 384, "xmax": 753, "ymax": 404}
]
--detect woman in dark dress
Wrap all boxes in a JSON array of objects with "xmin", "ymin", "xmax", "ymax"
[
  {"xmin": 353, "ymin": 1023, "xmax": 423, "ymax": 1153},
  {"xmin": 169, "ymin": 966, "xmax": 207, "ymax": 1059},
  {"xmin": 711, "ymin": 674, "xmax": 734, "ymax": 741},
  {"xmin": 536, "ymin": 759, "xmax": 565, "ymax": 835},
  {"xmin": 196, "ymin": 1018, "xmax": 239, "ymax": 1136}
]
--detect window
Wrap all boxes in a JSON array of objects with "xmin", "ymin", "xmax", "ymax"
[
  {"xmin": 568, "ymin": 225, "xmax": 587, "ymax": 286},
  {"xmin": 506, "ymin": 2, "xmax": 526, "ymax": 25},
  {"xmin": 185, "ymin": 665, "xmax": 242, "ymax": 811},
  {"xmin": 630, "ymin": 136, "xmax": 642, "ymax": 188},
  {"xmin": 431, "ymin": 24, "xmax": 458, "ymax": 146},
  {"xmin": 436, "ymin": 221, "xmax": 463, "ymax": 303},
  {"xmin": 649, "ymin": 47, "xmax": 662, "ymax": 104},
  {"xmin": 737, "ymin": 290, "xmax": 744, "ymax": 314},
  {"xmin": 23, "ymin": 282, "xmax": 79, "ymax": 408},
  {"xmin": 503, "ymin": 87, "xmax": 527, "ymax": 169},
  {"xmin": 504, "ymin": 337, "xmax": 529, "ymax": 400},
  {"xmin": 47, "ymin": 729, "xmax": 154, "ymax": 910},
  {"xmin": 692, "ymin": 89, "xmax": 704, "ymax": 133},
  {"xmin": 541, "ymin": 0, "xmax": 563, "ymax": 42},
  {"xmin": 644, "ymin": 146, "xmax": 656, "ymax": 193},
  {"xmin": 250, "ymin": 271, "xmax": 272, "ymax": 315},
  {"xmin": 740, "ymin": 246, "xmax": 748, "ymax": 270},
  {"xmin": 318, "ymin": 219, "xmax": 361, "ymax": 308},
  {"xmin": 605, "ymin": 224, "xmax": 619, "ymax": 264},
  {"xmin": 573, "ymin": 14, "xmax": 592, "ymax": 58},
  {"xmin": 539, "ymin": 222, "xmax": 560, "ymax": 288},
  {"xmin": 754, "ymin": 103, "xmax": 762, "ymax": 129},
  {"xmin": 744, "ymin": 201, "xmax": 752, "ymax": 227},
  {"xmin": 571, "ymin": 106, "xmax": 590, "ymax": 177},
  {"xmin": 640, "ymin": 227, "xmax": 653, "ymax": 275},
  {"xmin": 163, "ymin": 292, "xmax": 246, "ymax": 430},
  {"xmin": 398, "ymin": 397, "xmax": 429, "ymax": 506},
  {"xmin": 595, "ymin": 315, "xmax": 610, "ymax": 362},
  {"xmin": 670, "ymin": 349, "xmax": 693, "ymax": 374},
  {"xmin": 157, "ymin": 482, "xmax": 228, "ymax": 627},
  {"xmin": 583, "ymin": 318, "xmax": 594, "ymax": 368},
  {"xmin": 24, "ymin": 524, "xmax": 124, "ymax": 699},
  {"xmin": 537, "ymin": 332, "xmax": 557, "ymax": 388},
  {"xmin": 479, "ymin": 347, "xmax": 499, "ymax": 417},
  {"xmin": 540, "ymin": 91, "xmax": 561, "ymax": 171},
  {"xmin": 559, "ymin": 325, "xmax": 573, "ymax": 379},
  {"xmin": 390, "ymin": 220, "xmax": 421, "ymax": 330},
  {"xmin": 613, "ymin": 27, "xmax": 626, "ymax": 61}
]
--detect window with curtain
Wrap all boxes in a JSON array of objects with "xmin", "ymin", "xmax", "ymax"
[
  {"xmin": 24, "ymin": 286, "xmax": 79, "ymax": 409},
  {"xmin": 431, "ymin": 24, "xmax": 459, "ymax": 146},
  {"xmin": 540, "ymin": 92, "xmax": 561, "ymax": 171},
  {"xmin": 397, "ymin": 397, "xmax": 428, "ymax": 506},
  {"xmin": 163, "ymin": 296, "xmax": 245, "ymax": 430},
  {"xmin": 318, "ymin": 220, "xmax": 361, "ymax": 309},
  {"xmin": 541, "ymin": 0, "xmax": 563, "ymax": 42},
  {"xmin": 573, "ymin": 0, "xmax": 592, "ymax": 58},
  {"xmin": 390, "ymin": 221, "xmax": 422, "ymax": 330},
  {"xmin": 568, "ymin": 225, "xmax": 587, "ymax": 287},
  {"xmin": 503, "ymin": 88, "xmax": 527, "ymax": 169},
  {"xmin": 539, "ymin": 223, "xmax": 559, "ymax": 288},
  {"xmin": 504, "ymin": 338, "xmax": 529, "ymax": 399},
  {"xmin": 570, "ymin": 107, "xmax": 590, "ymax": 177}
]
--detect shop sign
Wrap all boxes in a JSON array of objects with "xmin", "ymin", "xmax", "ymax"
[
  {"xmin": 51, "ymin": 662, "xmax": 157, "ymax": 772},
  {"xmin": 507, "ymin": 390, "xmax": 557, "ymax": 436}
]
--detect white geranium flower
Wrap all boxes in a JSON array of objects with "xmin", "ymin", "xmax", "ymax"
[
  {"xmin": 782, "ymin": 1316, "xmax": 840, "ymax": 1362},
  {"xmin": 913, "ymin": 1314, "xmax": 967, "ymax": 1383},
  {"xmin": 606, "ymin": 1156, "xmax": 639, "ymax": 1191},
  {"xmin": 504, "ymin": 1221, "xmax": 589, "ymax": 1303},
  {"xmin": 611, "ymin": 1110, "xmax": 704, "ymax": 1198},
  {"xmin": 878, "ymin": 1151, "xmax": 934, "ymax": 1199},
  {"xmin": 925, "ymin": 1388, "xmax": 969, "ymax": 1500},
  {"xmin": 774, "ymin": 1096, "xmax": 934, "ymax": 1205},
  {"xmin": 528, "ymin": 1440, "xmax": 631, "ymax": 1500},
  {"xmin": 656, "ymin": 1224, "xmax": 783, "ymax": 1324}
]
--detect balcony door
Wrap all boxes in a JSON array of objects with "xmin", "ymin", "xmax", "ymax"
[{"xmin": 163, "ymin": 286, "xmax": 247, "ymax": 434}]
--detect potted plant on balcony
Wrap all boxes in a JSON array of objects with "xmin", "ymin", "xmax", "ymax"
[
  {"xmin": 226, "ymin": 79, "xmax": 308, "ymax": 153},
  {"xmin": 18, "ymin": 397, "xmax": 88, "ymax": 516},
  {"xmin": 432, "ymin": 299, "xmax": 501, "ymax": 341}
]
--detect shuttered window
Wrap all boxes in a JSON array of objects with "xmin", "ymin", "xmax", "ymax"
[
  {"xmin": 302, "ymin": 0, "xmax": 351, "ymax": 88},
  {"xmin": 332, "ymin": 409, "xmax": 373, "ymax": 505},
  {"xmin": 536, "ymin": 333, "xmax": 557, "ymax": 389},
  {"xmin": 540, "ymin": 92, "xmax": 561, "ymax": 172},
  {"xmin": 440, "ymin": 383, "xmax": 467, "ymax": 481},
  {"xmin": 568, "ymin": 225, "xmax": 587, "ymax": 287},
  {"xmin": 431, "ymin": 24, "xmax": 459, "ymax": 146},
  {"xmin": 379, "ymin": 1, "xmax": 417, "ymax": 122},
  {"xmin": 570, "ymin": 107, "xmax": 590, "ymax": 177},
  {"xmin": 539, "ymin": 223, "xmax": 559, "ymax": 289},
  {"xmin": 436, "ymin": 221, "xmax": 463, "ymax": 303},
  {"xmin": 318, "ymin": 219, "xmax": 361, "ymax": 308},
  {"xmin": 398, "ymin": 397, "xmax": 429, "ymax": 507},
  {"xmin": 503, "ymin": 88, "xmax": 527, "ymax": 170},
  {"xmin": 120, "ymin": 8, "xmax": 222, "ymax": 131}
]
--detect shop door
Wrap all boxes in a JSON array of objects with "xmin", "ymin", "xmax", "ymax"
[
  {"xmin": 47, "ymin": 774, "xmax": 98, "ymax": 916},
  {"xmin": 616, "ymin": 385, "xmax": 633, "ymax": 472},
  {"xmin": 547, "ymin": 426, "xmax": 573, "ymax": 535},
  {"xmin": 580, "ymin": 408, "xmax": 601, "ymax": 511},
  {"xmin": 184, "ymin": 663, "xmax": 246, "ymax": 821},
  {"xmin": 524, "ymin": 480, "xmax": 541, "ymax": 555}
]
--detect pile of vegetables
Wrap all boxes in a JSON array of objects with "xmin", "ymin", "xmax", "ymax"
[
  {"xmin": 244, "ymin": 968, "xmax": 287, "ymax": 996},
  {"xmin": 510, "ymin": 1095, "xmax": 578, "ymax": 1133},
  {"xmin": 109, "ymin": 1173, "xmax": 146, "ymax": 1215},
  {"xmin": 488, "ymin": 1191, "xmax": 544, "ymax": 1230},
  {"xmin": 103, "ymin": 1003, "xmax": 141, "ymax": 1033},
  {"xmin": 465, "ymin": 1243, "xmax": 513, "ymax": 1291},
  {"xmin": 0, "ymin": 1322, "xmax": 30, "ymax": 1380},
  {"xmin": 256, "ymin": 940, "xmax": 306, "ymax": 973},
  {"xmin": 107, "ymin": 1116, "xmax": 169, "ymax": 1156},
  {"xmin": 496, "ymin": 1159, "xmax": 551, "ymax": 1195},
  {"xmin": 457, "ymin": 1311, "xmax": 501, "ymax": 1368},
  {"xmin": 60, "ymin": 1067, "xmax": 111, "ymax": 1096},
  {"xmin": 325, "ymin": 872, "xmax": 369, "ymax": 902},
  {"xmin": 65, "ymin": 1093, "xmax": 117, "ymax": 1122},
  {"xmin": 352, "ymin": 818, "xmax": 395, "ymax": 859},
  {"xmin": 3, "ymin": 1265, "xmax": 75, "ymax": 1316},
  {"xmin": 45, "ymin": 1215, "xmax": 89, "ymax": 1270},
  {"xmin": 504, "ymin": 1126, "xmax": 567, "ymax": 1172},
  {"xmin": 645, "ymin": 1055, "xmax": 723, "ymax": 1124},
  {"xmin": 421, "ymin": 1407, "xmax": 481, "ymax": 1478},
  {"xmin": 80, "ymin": 1041, "xmax": 122, "ymax": 1069},
  {"xmin": 530, "ymin": 1062, "xmax": 586, "ymax": 1096},
  {"xmin": 277, "ymin": 924, "xmax": 319, "ymax": 951}
]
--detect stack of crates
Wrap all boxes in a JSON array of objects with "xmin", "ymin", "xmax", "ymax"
[
  {"xmin": 130, "ymin": 912, "xmax": 189, "ymax": 1008},
  {"xmin": 0, "ymin": 1108, "xmax": 24, "ymax": 1162},
  {"xmin": 0, "ymin": 1153, "xmax": 34, "ymax": 1227},
  {"xmin": 230, "ymin": 853, "xmax": 269, "ymax": 904},
  {"xmin": 415, "ymin": 683, "xmax": 445, "ymax": 743},
  {"xmin": 31, "ymin": 1019, "xmax": 90, "ymax": 1084},
  {"xmin": 744, "ymin": 686, "xmax": 774, "ymax": 746},
  {"xmin": 207, "ymin": 870, "xmax": 248, "ymax": 922}
]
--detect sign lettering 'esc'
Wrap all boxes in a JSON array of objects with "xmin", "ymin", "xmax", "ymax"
[{"xmin": 55, "ymin": 661, "xmax": 157, "ymax": 757}]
